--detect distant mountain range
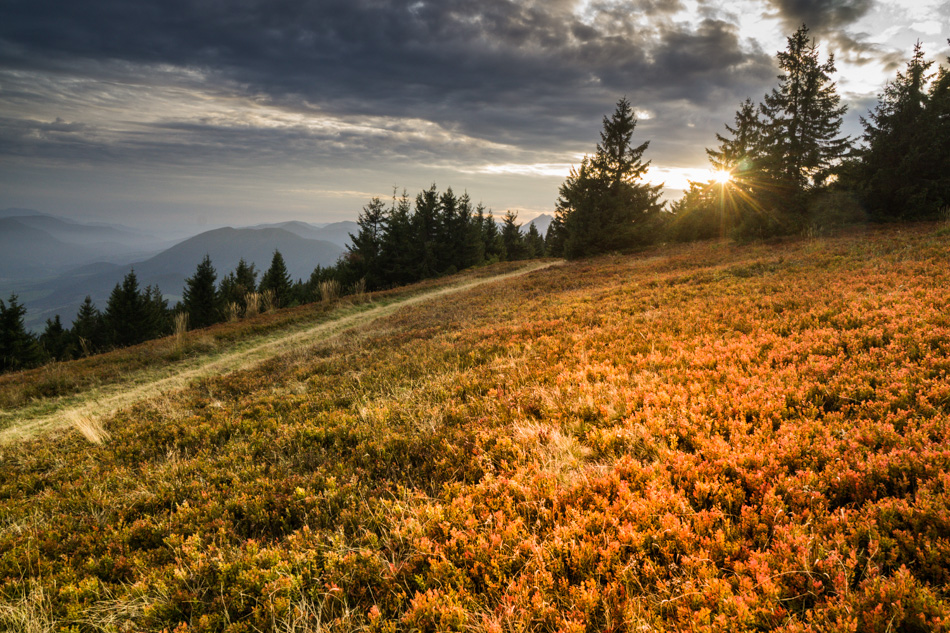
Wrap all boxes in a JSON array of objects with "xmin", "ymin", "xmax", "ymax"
[
  {"xmin": 1, "ymin": 209, "xmax": 552, "ymax": 331},
  {"xmin": 0, "ymin": 210, "xmax": 353, "ymax": 331}
]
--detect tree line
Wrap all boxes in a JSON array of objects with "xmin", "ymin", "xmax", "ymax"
[
  {"xmin": 554, "ymin": 25, "xmax": 950, "ymax": 252},
  {"xmin": 1, "ymin": 188, "xmax": 547, "ymax": 373},
  {"xmin": 5, "ymin": 25, "xmax": 948, "ymax": 371}
]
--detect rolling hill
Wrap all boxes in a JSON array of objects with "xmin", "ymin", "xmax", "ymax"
[
  {"xmin": 10, "ymin": 226, "xmax": 344, "ymax": 330},
  {"xmin": 1, "ymin": 224, "xmax": 948, "ymax": 631}
]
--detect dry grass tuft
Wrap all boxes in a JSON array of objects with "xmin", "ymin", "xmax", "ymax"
[
  {"xmin": 261, "ymin": 289, "xmax": 277, "ymax": 313},
  {"xmin": 173, "ymin": 311, "xmax": 189, "ymax": 351},
  {"xmin": 0, "ymin": 581, "xmax": 55, "ymax": 633},
  {"xmin": 66, "ymin": 411, "xmax": 111, "ymax": 444},
  {"xmin": 319, "ymin": 279, "xmax": 341, "ymax": 303},
  {"xmin": 245, "ymin": 291, "xmax": 261, "ymax": 317}
]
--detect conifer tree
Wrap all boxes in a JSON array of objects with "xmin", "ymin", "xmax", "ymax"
[
  {"xmin": 501, "ymin": 211, "xmax": 529, "ymax": 261},
  {"xmin": 457, "ymin": 193, "xmax": 485, "ymax": 269},
  {"xmin": 545, "ymin": 214, "xmax": 566, "ymax": 257},
  {"xmin": 182, "ymin": 255, "xmax": 221, "ymax": 329},
  {"xmin": 104, "ymin": 269, "xmax": 149, "ymax": 348},
  {"xmin": 760, "ymin": 25, "xmax": 849, "ymax": 193},
  {"xmin": 40, "ymin": 315, "xmax": 72, "ymax": 361},
  {"xmin": 556, "ymin": 97, "xmax": 663, "ymax": 258},
  {"xmin": 381, "ymin": 190, "xmax": 415, "ymax": 287},
  {"xmin": 707, "ymin": 99, "xmax": 764, "ymax": 176},
  {"xmin": 72, "ymin": 296, "xmax": 105, "ymax": 357},
  {"xmin": 852, "ymin": 42, "xmax": 949, "ymax": 219},
  {"xmin": 413, "ymin": 184, "xmax": 441, "ymax": 278},
  {"xmin": 525, "ymin": 222, "xmax": 546, "ymax": 258},
  {"xmin": 219, "ymin": 258, "xmax": 258, "ymax": 312},
  {"xmin": 143, "ymin": 284, "xmax": 171, "ymax": 337},
  {"xmin": 480, "ymin": 208, "xmax": 505, "ymax": 262},
  {"xmin": 0, "ymin": 294, "xmax": 43, "ymax": 372},
  {"xmin": 347, "ymin": 196, "xmax": 389, "ymax": 289},
  {"xmin": 259, "ymin": 250, "xmax": 293, "ymax": 308}
]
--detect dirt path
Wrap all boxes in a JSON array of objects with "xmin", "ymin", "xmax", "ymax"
[{"xmin": 2, "ymin": 262, "xmax": 556, "ymax": 444}]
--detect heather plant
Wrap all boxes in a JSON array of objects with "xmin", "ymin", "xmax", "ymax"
[{"xmin": 1, "ymin": 224, "xmax": 949, "ymax": 631}]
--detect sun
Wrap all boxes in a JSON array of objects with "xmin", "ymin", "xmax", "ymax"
[{"xmin": 712, "ymin": 169, "xmax": 732, "ymax": 184}]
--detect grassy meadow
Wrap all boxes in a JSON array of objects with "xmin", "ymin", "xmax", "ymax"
[{"xmin": 2, "ymin": 224, "xmax": 949, "ymax": 631}]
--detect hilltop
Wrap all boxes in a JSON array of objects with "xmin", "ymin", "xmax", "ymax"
[{"xmin": 1, "ymin": 223, "xmax": 948, "ymax": 631}]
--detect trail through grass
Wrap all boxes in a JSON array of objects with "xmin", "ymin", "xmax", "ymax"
[{"xmin": 2, "ymin": 261, "xmax": 556, "ymax": 443}]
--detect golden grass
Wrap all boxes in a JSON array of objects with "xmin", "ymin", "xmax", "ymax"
[
  {"xmin": 65, "ymin": 410, "xmax": 111, "ymax": 444},
  {"xmin": 0, "ymin": 261, "xmax": 557, "ymax": 444}
]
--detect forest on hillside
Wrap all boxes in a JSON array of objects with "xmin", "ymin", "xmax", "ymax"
[{"xmin": 2, "ymin": 26, "xmax": 949, "ymax": 374}]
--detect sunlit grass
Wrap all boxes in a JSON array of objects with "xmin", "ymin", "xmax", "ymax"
[{"xmin": 1, "ymin": 226, "xmax": 948, "ymax": 630}]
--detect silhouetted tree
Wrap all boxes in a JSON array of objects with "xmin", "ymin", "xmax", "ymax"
[
  {"xmin": 458, "ymin": 193, "xmax": 485, "ymax": 268},
  {"xmin": 413, "ymin": 184, "xmax": 441, "ymax": 278},
  {"xmin": 104, "ymin": 269, "xmax": 150, "ymax": 348},
  {"xmin": 545, "ymin": 214, "xmax": 566, "ymax": 257},
  {"xmin": 259, "ymin": 250, "xmax": 293, "ymax": 308},
  {"xmin": 0, "ymin": 294, "xmax": 43, "ymax": 372},
  {"xmin": 849, "ymin": 41, "xmax": 950, "ymax": 219},
  {"xmin": 501, "ymin": 211, "xmax": 529, "ymax": 261},
  {"xmin": 220, "ymin": 258, "xmax": 258, "ymax": 312},
  {"xmin": 760, "ymin": 25, "xmax": 849, "ymax": 196},
  {"xmin": 40, "ymin": 315, "xmax": 72, "ymax": 361},
  {"xmin": 381, "ymin": 190, "xmax": 415, "ymax": 287},
  {"xmin": 72, "ymin": 296, "xmax": 105, "ymax": 357},
  {"xmin": 525, "ymin": 223, "xmax": 546, "ymax": 258},
  {"xmin": 480, "ymin": 207, "xmax": 505, "ymax": 262},
  {"xmin": 556, "ymin": 97, "xmax": 663, "ymax": 258},
  {"xmin": 143, "ymin": 284, "xmax": 172, "ymax": 337},
  {"xmin": 182, "ymin": 255, "xmax": 221, "ymax": 329},
  {"xmin": 347, "ymin": 196, "xmax": 389, "ymax": 289}
]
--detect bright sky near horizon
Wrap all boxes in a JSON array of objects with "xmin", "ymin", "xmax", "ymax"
[{"xmin": 1, "ymin": 0, "xmax": 948, "ymax": 231}]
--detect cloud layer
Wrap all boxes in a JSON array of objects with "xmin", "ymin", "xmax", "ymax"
[{"xmin": 1, "ymin": 0, "xmax": 944, "ymax": 224}]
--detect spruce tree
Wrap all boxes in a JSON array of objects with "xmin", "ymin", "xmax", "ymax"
[
  {"xmin": 0, "ymin": 294, "xmax": 43, "ymax": 372},
  {"xmin": 457, "ymin": 193, "xmax": 485, "ymax": 269},
  {"xmin": 480, "ymin": 208, "xmax": 505, "ymax": 262},
  {"xmin": 501, "ymin": 211, "xmax": 529, "ymax": 261},
  {"xmin": 852, "ymin": 42, "xmax": 948, "ymax": 219},
  {"xmin": 703, "ymin": 99, "xmax": 770, "ymax": 234},
  {"xmin": 381, "ymin": 190, "xmax": 415, "ymax": 287},
  {"xmin": 182, "ymin": 255, "xmax": 221, "ymax": 329},
  {"xmin": 760, "ymin": 25, "xmax": 849, "ymax": 193},
  {"xmin": 259, "ymin": 250, "xmax": 293, "ymax": 308},
  {"xmin": 72, "ymin": 296, "xmax": 105, "ymax": 357},
  {"xmin": 40, "ymin": 315, "xmax": 72, "ymax": 361},
  {"xmin": 525, "ymin": 223, "xmax": 546, "ymax": 258},
  {"xmin": 347, "ymin": 196, "xmax": 389, "ymax": 289},
  {"xmin": 556, "ymin": 97, "xmax": 663, "ymax": 258},
  {"xmin": 143, "ymin": 285, "xmax": 171, "ymax": 337},
  {"xmin": 707, "ymin": 99, "xmax": 764, "ymax": 176},
  {"xmin": 413, "ymin": 184, "xmax": 441, "ymax": 278},
  {"xmin": 104, "ymin": 269, "xmax": 149, "ymax": 348},
  {"xmin": 220, "ymin": 259, "xmax": 258, "ymax": 311},
  {"xmin": 436, "ymin": 188, "xmax": 466, "ymax": 273}
]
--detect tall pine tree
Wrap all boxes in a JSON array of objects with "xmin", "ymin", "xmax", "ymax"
[
  {"xmin": 182, "ymin": 255, "xmax": 221, "ymax": 329},
  {"xmin": 347, "ymin": 196, "xmax": 389, "ymax": 289},
  {"xmin": 259, "ymin": 250, "xmax": 293, "ymax": 308},
  {"xmin": 760, "ymin": 25, "xmax": 849, "ymax": 194},
  {"xmin": 104, "ymin": 269, "xmax": 150, "ymax": 348},
  {"xmin": 0, "ymin": 294, "xmax": 43, "ymax": 372},
  {"xmin": 556, "ymin": 97, "xmax": 663, "ymax": 258}
]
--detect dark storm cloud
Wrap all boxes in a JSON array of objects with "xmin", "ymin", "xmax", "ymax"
[
  {"xmin": 766, "ymin": 0, "xmax": 874, "ymax": 30},
  {"xmin": 0, "ymin": 0, "xmax": 775, "ymax": 157},
  {"xmin": 765, "ymin": 0, "xmax": 879, "ymax": 61}
]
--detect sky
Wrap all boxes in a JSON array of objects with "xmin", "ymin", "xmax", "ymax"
[{"xmin": 1, "ymin": 0, "xmax": 948, "ymax": 232}]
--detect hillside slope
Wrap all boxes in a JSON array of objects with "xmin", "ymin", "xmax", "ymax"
[{"xmin": 1, "ymin": 224, "xmax": 949, "ymax": 631}]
